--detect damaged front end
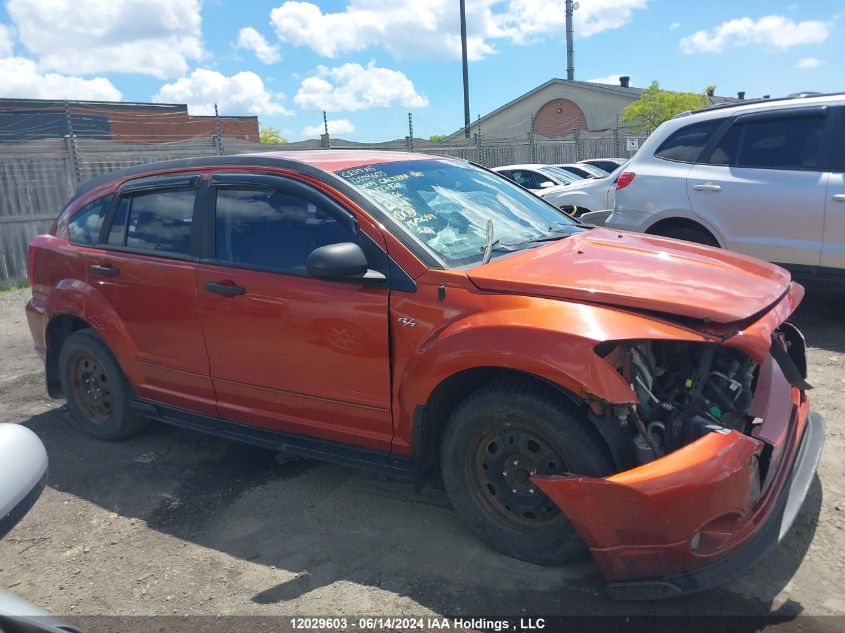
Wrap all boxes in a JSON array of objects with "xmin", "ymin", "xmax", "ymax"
[{"xmin": 532, "ymin": 286, "xmax": 825, "ymax": 599}]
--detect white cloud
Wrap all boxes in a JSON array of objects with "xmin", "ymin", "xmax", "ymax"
[
  {"xmin": 795, "ymin": 56, "xmax": 825, "ymax": 68},
  {"xmin": 153, "ymin": 68, "xmax": 293, "ymax": 116},
  {"xmin": 587, "ymin": 73, "xmax": 629, "ymax": 85},
  {"xmin": 236, "ymin": 27, "xmax": 281, "ymax": 64},
  {"xmin": 303, "ymin": 118, "xmax": 355, "ymax": 136},
  {"xmin": 669, "ymin": 22, "xmax": 681, "ymax": 31},
  {"xmin": 680, "ymin": 15, "xmax": 829, "ymax": 54},
  {"xmin": 0, "ymin": 24, "xmax": 13, "ymax": 57},
  {"xmin": 6, "ymin": 0, "xmax": 204, "ymax": 79},
  {"xmin": 0, "ymin": 56, "xmax": 122, "ymax": 100},
  {"xmin": 294, "ymin": 61, "xmax": 429, "ymax": 112},
  {"xmin": 270, "ymin": 0, "xmax": 646, "ymax": 61},
  {"xmin": 497, "ymin": 0, "xmax": 648, "ymax": 43}
]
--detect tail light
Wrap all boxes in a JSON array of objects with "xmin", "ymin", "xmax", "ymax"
[
  {"xmin": 616, "ymin": 171, "xmax": 636, "ymax": 190},
  {"xmin": 27, "ymin": 244, "xmax": 37, "ymax": 287}
]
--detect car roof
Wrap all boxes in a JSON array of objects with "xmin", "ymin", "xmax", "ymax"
[
  {"xmin": 68, "ymin": 150, "xmax": 442, "ymax": 206},
  {"xmin": 675, "ymin": 91, "xmax": 845, "ymax": 121},
  {"xmin": 492, "ymin": 164, "xmax": 550, "ymax": 171}
]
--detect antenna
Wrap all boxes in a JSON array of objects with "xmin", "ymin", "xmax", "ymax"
[{"xmin": 566, "ymin": 0, "xmax": 579, "ymax": 80}]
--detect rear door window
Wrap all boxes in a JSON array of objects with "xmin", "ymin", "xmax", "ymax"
[
  {"xmin": 68, "ymin": 197, "xmax": 110, "ymax": 245},
  {"xmin": 107, "ymin": 187, "xmax": 196, "ymax": 255},
  {"xmin": 654, "ymin": 119, "xmax": 723, "ymax": 163},
  {"xmin": 706, "ymin": 110, "xmax": 827, "ymax": 170}
]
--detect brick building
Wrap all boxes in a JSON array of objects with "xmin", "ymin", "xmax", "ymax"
[
  {"xmin": 449, "ymin": 77, "xmax": 734, "ymax": 140},
  {"xmin": 0, "ymin": 98, "xmax": 259, "ymax": 143}
]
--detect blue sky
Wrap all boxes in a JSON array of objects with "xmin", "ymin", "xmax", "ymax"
[{"xmin": 0, "ymin": 1, "xmax": 841, "ymax": 141}]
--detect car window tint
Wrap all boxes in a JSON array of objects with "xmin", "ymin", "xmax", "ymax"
[
  {"xmin": 124, "ymin": 187, "xmax": 195, "ymax": 254},
  {"xmin": 68, "ymin": 197, "xmax": 110, "ymax": 245},
  {"xmin": 107, "ymin": 197, "xmax": 130, "ymax": 245},
  {"xmin": 510, "ymin": 170, "xmax": 546, "ymax": 189},
  {"xmin": 214, "ymin": 188, "xmax": 356, "ymax": 273},
  {"xmin": 654, "ymin": 119, "xmax": 722, "ymax": 163},
  {"xmin": 710, "ymin": 113, "xmax": 826, "ymax": 170},
  {"xmin": 831, "ymin": 110, "xmax": 845, "ymax": 173}
]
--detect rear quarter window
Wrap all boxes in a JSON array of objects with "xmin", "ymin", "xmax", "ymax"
[{"xmin": 654, "ymin": 119, "xmax": 723, "ymax": 163}]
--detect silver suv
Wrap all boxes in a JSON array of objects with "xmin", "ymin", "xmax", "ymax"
[{"xmin": 606, "ymin": 93, "xmax": 845, "ymax": 283}]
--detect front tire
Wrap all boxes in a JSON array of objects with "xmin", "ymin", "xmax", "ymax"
[
  {"xmin": 58, "ymin": 329, "xmax": 147, "ymax": 441},
  {"xmin": 440, "ymin": 380, "xmax": 613, "ymax": 565}
]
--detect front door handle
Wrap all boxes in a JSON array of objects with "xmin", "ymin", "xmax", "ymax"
[
  {"xmin": 692, "ymin": 183, "xmax": 722, "ymax": 192},
  {"xmin": 204, "ymin": 281, "xmax": 245, "ymax": 296},
  {"xmin": 90, "ymin": 264, "xmax": 119, "ymax": 277},
  {"xmin": 833, "ymin": 194, "xmax": 845, "ymax": 202}
]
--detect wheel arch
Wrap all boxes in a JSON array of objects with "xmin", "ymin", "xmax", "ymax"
[
  {"xmin": 646, "ymin": 216, "xmax": 723, "ymax": 246},
  {"xmin": 412, "ymin": 366, "xmax": 612, "ymax": 492},
  {"xmin": 45, "ymin": 313, "xmax": 92, "ymax": 397}
]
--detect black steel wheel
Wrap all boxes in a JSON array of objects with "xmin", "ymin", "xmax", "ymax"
[
  {"xmin": 471, "ymin": 426, "xmax": 567, "ymax": 528},
  {"xmin": 440, "ymin": 379, "xmax": 614, "ymax": 565},
  {"xmin": 59, "ymin": 329, "xmax": 147, "ymax": 441}
]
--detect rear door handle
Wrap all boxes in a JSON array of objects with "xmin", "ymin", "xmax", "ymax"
[
  {"xmin": 833, "ymin": 194, "xmax": 845, "ymax": 202},
  {"xmin": 90, "ymin": 264, "xmax": 119, "ymax": 277},
  {"xmin": 204, "ymin": 281, "xmax": 245, "ymax": 296},
  {"xmin": 692, "ymin": 183, "xmax": 722, "ymax": 192}
]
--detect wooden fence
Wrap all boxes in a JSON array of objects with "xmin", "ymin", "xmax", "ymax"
[{"xmin": 0, "ymin": 130, "xmax": 647, "ymax": 286}]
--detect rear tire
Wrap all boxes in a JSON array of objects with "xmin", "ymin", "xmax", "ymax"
[
  {"xmin": 440, "ymin": 380, "xmax": 614, "ymax": 566},
  {"xmin": 58, "ymin": 329, "xmax": 147, "ymax": 441},
  {"xmin": 658, "ymin": 227, "xmax": 719, "ymax": 247}
]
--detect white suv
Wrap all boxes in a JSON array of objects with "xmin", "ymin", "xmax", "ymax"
[{"xmin": 606, "ymin": 93, "xmax": 845, "ymax": 283}]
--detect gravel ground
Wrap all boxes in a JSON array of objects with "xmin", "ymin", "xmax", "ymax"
[{"xmin": 0, "ymin": 286, "xmax": 843, "ymax": 628}]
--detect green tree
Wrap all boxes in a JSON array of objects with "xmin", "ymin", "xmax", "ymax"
[
  {"xmin": 621, "ymin": 81, "xmax": 708, "ymax": 131},
  {"xmin": 259, "ymin": 127, "xmax": 288, "ymax": 144},
  {"xmin": 429, "ymin": 134, "xmax": 447, "ymax": 143}
]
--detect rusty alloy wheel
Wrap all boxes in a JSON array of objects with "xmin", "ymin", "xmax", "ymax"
[
  {"xmin": 67, "ymin": 351, "xmax": 113, "ymax": 424},
  {"xmin": 471, "ymin": 425, "xmax": 569, "ymax": 528}
]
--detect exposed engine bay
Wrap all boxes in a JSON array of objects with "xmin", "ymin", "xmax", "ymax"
[{"xmin": 600, "ymin": 341, "xmax": 761, "ymax": 469}]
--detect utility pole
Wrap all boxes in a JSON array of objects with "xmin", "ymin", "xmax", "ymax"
[
  {"xmin": 322, "ymin": 110, "xmax": 331, "ymax": 148},
  {"xmin": 408, "ymin": 112, "xmax": 414, "ymax": 152},
  {"xmin": 460, "ymin": 0, "xmax": 471, "ymax": 138},
  {"xmin": 63, "ymin": 100, "xmax": 82, "ymax": 184},
  {"xmin": 565, "ymin": 0, "xmax": 575, "ymax": 80},
  {"xmin": 213, "ymin": 103, "xmax": 224, "ymax": 155}
]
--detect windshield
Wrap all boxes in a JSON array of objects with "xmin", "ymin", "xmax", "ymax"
[
  {"xmin": 540, "ymin": 166, "xmax": 583, "ymax": 183},
  {"xmin": 336, "ymin": 158, "xmax": 582, "ymax": 267}
]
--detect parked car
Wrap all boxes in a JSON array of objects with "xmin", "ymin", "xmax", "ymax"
[
  {"xmin": 27, "ymin": 150, "xmax": 823, "ymax": 599},
  {"xmin": 0, "ymin": 424, "xmax": 78, "ymax": 633},
  {"xmin": 553, "ymin": 163, "xmax": 609, "ymax": 179},
  {"xmin": 540, "ymin": 163, "xmax": 626, "ymax": 217},
  {"xmin": 579, "ymin": 157, "xmax": 627, "ymax": 173},
  {"xmin": 606, "ymin": 92, "xmax": 845, "ymax": 284},
  {"xmin": 492, "ymin": 164, "xmax": 582, "ymax": 193}
]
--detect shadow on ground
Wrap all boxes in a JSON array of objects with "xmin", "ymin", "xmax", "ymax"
[{"xmin": 21, "ymin": 401, "xmax": 822, "ymax": 620}]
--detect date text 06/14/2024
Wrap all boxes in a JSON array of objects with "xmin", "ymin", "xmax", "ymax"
[{"xmin": 289, "ymin": 617, "xmax": 546, "ymax": 631}]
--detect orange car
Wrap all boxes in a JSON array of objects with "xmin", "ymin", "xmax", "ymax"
[{"xmin": 25, "ymin": 151, "xmax": 824, "ymax": 598}]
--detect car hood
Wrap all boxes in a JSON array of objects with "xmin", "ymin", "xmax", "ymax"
[{"xmin": 467, "ymin": 227, "xmax": 791, "ymax": 324}]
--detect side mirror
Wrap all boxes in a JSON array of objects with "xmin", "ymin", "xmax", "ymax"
[
  {"xmin": 539, "ymin": 181, "xmax": 556, "ymax": 189},
  {"xmin": 306, "ymin": 242, "xmax": 386, "ymax": 283},
  {"xmin": 0, "ymin": 424, "xmax": 48, "ymax": 541}
]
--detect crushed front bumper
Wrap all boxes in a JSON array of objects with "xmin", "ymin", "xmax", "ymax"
[{"xmin": 533, "ymin": 339, "xmax": 824, "ymax": 599}]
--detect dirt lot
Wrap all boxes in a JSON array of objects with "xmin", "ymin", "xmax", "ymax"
[{"xmin": 0, "ymin": 286, "xmax": 843, "ymax": 626}]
